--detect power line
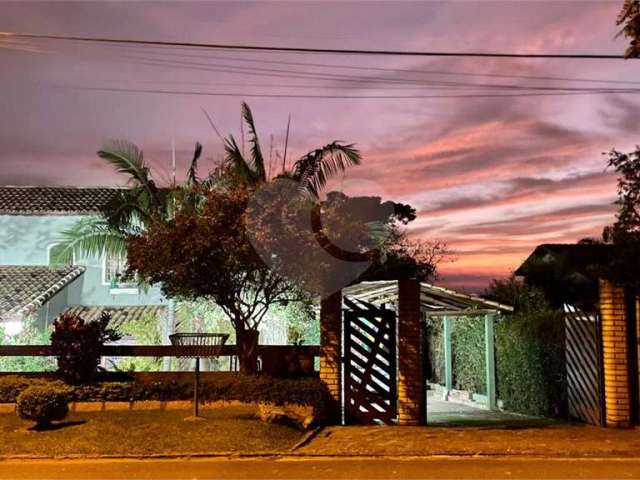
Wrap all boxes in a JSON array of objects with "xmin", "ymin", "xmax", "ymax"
[
  {"xmin": 66, "ymin": 85, "xmax": 640, "ymax": 99},
  {"xmin": 119, "ymin": 56, "xmax": 640, "ymax": 94},
  {"xmin": 125, "ymin": 47, "xmax": 640, "ymax": 86},
  {"xmin": 1, "ymin": 31, "xmax": 634, "ymax": 60}
]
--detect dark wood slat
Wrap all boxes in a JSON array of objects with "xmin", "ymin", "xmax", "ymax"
[{"xmin": 344, "ymin": 299, "xmax": 397, "ymax": 425}]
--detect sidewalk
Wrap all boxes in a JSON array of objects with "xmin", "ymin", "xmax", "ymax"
[{"xmin": 297, "ymin": 424, "xmax": 640, "ymax": 458}]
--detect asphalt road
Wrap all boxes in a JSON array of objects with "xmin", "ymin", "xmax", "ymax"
[{"xmin": 1, "ymin": 457, "xmax": 640, "ymax": 480}]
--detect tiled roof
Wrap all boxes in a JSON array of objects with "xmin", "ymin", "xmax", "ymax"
[
  {"xmin": 0, "ymin": 265, "xmax": 86, "ymax": 318},
  {"xmin": 64, "ymin": 305, "xmax": 167, "ymax": 324},
  {"xmin": 0, "ymin": 186, "xmax": 121, "ymax": 215},
  {"xmin": 514, "ymin": 243, "xmax": 615, "ymax": 276}
]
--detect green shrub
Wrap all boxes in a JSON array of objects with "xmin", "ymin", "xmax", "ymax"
[
  {"xmin": 0, "ymin": 317, "xmax": 56, "ymax": 373},
  {"xmin": 16, "ymin": 385, "xmax": 69, "ymax": 428},
  {"xmin": 0, "ymin": 375, "xmax": 331, "ymax": 414},
  {"xmin": 424, "ymin": 317, "xmax": 444, "ymax": 384},
  {"xmin": 495, "ymin": 311, "xmax": 566, "ymax": 417},
  {"xmin": 451, "ymin": 317, "xmax": 486, "ymax": 395}
]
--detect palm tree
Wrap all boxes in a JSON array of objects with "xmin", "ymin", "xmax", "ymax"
[
  {"xmin": 57, "ymin": 140, "xmax": 203, "ymax": 263},
  {"xmin": 58, "ymin": 102, "xmax": 361, "ymax": 262},
  {"xmin": 218, "ymin": 102, "xmax": 361, "ymax": 197}
]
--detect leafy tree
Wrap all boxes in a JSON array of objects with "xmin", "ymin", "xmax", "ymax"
[
  {"xmin": 604, "ymin": 146, "xmax": 640, "ymax": 239},
  {"xmin": 617, "ymin": 0, "xmax": 640, "ymax": 58},
  {"xmin": 599, "ymin": 146, "xmax": 640, "ymax": 288},
  {"xmin": 125, "ymin": 188, "xmax": 304, "ymax": 374},
  {"xmin": 59, "ymin": 102, "xmax": 359, "ymax": 261},
  {"xmin": 483, "ymin": 275, "xmax": 551, "ymax": 313}
]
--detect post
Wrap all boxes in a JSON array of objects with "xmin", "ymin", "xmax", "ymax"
[
  {"xmin": 443, "ymin": 315, "xmax": 453, "ymax": 399},
  {"xmin": 484, "ymin": 314, "xmax": 497, "ymax": 411},
  {"xmin": 397, "ymin": 279, "xmax": 425, "ymax": 425},
  {"xmin": 163, "ymin": 299, "xmax": 176, "ymax": 371},
  {"xmin": 320, "ymin": 290, "xmax": 343, "ymax": 423},
  {"xmin": 194, "ymin": 357, "xmax": 200, "ymax": 418},
  {"xmin": 600, "ymin": 279, "xmax": 632, "ymax": 427}
]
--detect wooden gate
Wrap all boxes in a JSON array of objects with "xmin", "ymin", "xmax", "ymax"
[
  {"xmin": 564, "ymin": 304, "xmax": 604, "ymax": 426},
  {"xmin": 343, "ymin": 297, "xmax": 397, "ymax": 424}
]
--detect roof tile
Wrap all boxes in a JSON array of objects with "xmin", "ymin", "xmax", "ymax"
[
  {"xmin": 0, "ymin": 186, "xmax": 120, "ymax": 215},
  {"xmin": 0, "ymin": 265, "xmax": 86, "ymax": 318}
]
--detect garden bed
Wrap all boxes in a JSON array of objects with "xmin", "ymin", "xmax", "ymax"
[
  {"xmin": 0, "ymin": 374, "xmax": 329, "ymax": 407},
  {"xmin": 0, "ymin": 406, "xmax": 304, "ymax": 457},
  {"xmin": 0, "ymin": 374, "xmax": 330, "ymax": 430}
]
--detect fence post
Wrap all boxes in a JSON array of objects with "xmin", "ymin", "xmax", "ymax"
[
  {"xmin": 397, "ymin": 278, "xmax": 425, "ymax": 425},
  {"xmin": 443, "ymin": 315, "xmax": 453, "ymax": 399},
  {"xmin": 484, "ymin": 313, "xmax": 497, "ymax": 411},
  {"xmin": 319, "ymin": 290, "xmax": 343, "ymax": 423}
]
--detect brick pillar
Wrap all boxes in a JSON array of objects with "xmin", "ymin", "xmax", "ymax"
[
  {"xmin": 319, "ymin": 290, "xmax": 342, "ymax": 423},
  {"xmin": 600, "ymin": 279, "xmax": 632, "ymax": 428},
  {"xmin": 397, "ymin": 278, "xmax": 425, "ymax": 425}
]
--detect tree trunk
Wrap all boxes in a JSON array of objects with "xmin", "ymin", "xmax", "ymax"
[{"xmin": 236, "ymin": 328, "xmax": 260, "ymax": 375}]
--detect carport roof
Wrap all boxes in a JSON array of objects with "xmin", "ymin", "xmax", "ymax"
[{"xmin": 342, "ymin": 280, "xmax": 513, "ymax": 316}]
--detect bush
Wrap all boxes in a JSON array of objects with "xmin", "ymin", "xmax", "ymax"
[
  {"xmin": 495, "ymin": 312, "xmax": 566, "ymax": 417},
  {"xmin": 51, "ymin": 312, "xmax": 121, "ymax": 384},
  {"xmin": 451, "ymin": 317, "xmax": 486, "ymax": 395},
  {"xmin": 16, "ymin": 385, "xmax": 69, "ymax": 428},
  {"xmin": 0, "ymin": 317, "xmax": 56, "ymax": 373},
  {"xmin": 424, "ymin": 317, "xmax": 444, "ymax": 384},
  {"xmin": 0, "ymin": 376, "xmax": 67, "ymax": 402},
  {"xmin": 0, "ymin": 375, "xmax": 331, "ymax": 414}
]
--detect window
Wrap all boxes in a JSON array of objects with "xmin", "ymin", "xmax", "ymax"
[
  {"xmin": 102, "ymin": 254, "xmax": 136, "ymax": 291},
  {"xmin": 47, "ymin": 243, "xmax": 73, "ymax": 266}
]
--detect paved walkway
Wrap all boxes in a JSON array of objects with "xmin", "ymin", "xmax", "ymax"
[
  {"xmin": 299, "ymin": 423, "xmax": 640, "ymax": 457},
  {"xmin": 427, "ymin": 398, "xmax": 540, "ymax": 427}
]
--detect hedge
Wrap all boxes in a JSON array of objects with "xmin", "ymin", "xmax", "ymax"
[
  {"xmin": 425, "ymin": 316, "xmax": 486, "ymax": 395},
  {"xmin": 426, "ymin": 312, "xmax": 567, "ymax": 418},
  {"xmin": 451, "ymin": 317, "xmax": 486, "ymax": 395},
  {"xmin": 0, "ymin": 375, "xmax": 331, "ymax": 412},
  {"xmin": 495, "ymin": 312, "xmax": 566, "ymax": 417},
  {"xmin": 424, "ymin": 317, "xmax": 444, "ymax": 384}
]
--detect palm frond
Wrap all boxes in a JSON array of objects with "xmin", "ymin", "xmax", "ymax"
[
  {"xmin": 241, "ymin": 102, "xmax": 266, "ymax": 182},
  {"xmin": 56, "ymin": 217, "xmax": 128, "ymax": 264},
  {"xmin": 291, "ymin": 142, "xmax": 362, "ymax": 197},
  {"xmin": 98, "ymin": 140, "xmax": 161, "ymax": 205},
  {"xmin": 224, "ymin": 134, "xmax": 258, "ymax": 185},
  {"xmin": 186, "ymin": 142, "xmax": 203, "ymax": 187},
  {"xmin": 102, "ymin": 188, "xmax": 151, "ymax": 232},
  {"xmin": 98, "ymin": 140, "xmax": 150, "ymax": 187}
]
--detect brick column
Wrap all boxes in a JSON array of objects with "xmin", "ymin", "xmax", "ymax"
[
  {"xmin": 319, "ymin": 290, "xmax": 342, "ymax": 423},
  {"xmin": 397, "ymin": 278, "xmax": 425, "ymax": 425},
  {"xmin": 600, "ymin": 279, "xmax": 632, "ymax": 428}
]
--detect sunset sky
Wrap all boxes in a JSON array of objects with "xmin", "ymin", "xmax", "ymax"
[{"xmin": 1, "ymin": 1, "xmax": 638, "ymax": 290}]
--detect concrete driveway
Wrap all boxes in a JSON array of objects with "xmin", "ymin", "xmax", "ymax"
[{"xmin": 427, "ymin": 398, "xmax": 545, "ymax": 427}]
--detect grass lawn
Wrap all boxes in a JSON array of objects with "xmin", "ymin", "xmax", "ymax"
[{"xmin": 0, "ymin": 406, "xmax": 304, "ymax": 457}]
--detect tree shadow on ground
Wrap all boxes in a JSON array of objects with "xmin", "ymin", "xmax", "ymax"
[{"xmin": 28, "ymin": 420, "xmax": 87, "ymax": 432}]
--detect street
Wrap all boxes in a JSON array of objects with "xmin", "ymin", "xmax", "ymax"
[{"xmin": 0, "ymin": 456, "xmax": 639, "ymax": 480}]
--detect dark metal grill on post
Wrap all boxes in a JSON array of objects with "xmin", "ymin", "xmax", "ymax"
[{"xmin": 169, "ymin": 333, "xmax": 229, "ymax": 420}]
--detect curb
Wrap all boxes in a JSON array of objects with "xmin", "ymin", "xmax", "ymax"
[
  {"xmin": 290, "ymin": 426, "xmax": 324, "ymax": 452},
  {"xmin": 0, "ymin": 400, "xmax": 249, "ymax": 414},
  {"xmin": 1, "ymin": 453, "xmax": 640, "ymax": 462}
]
